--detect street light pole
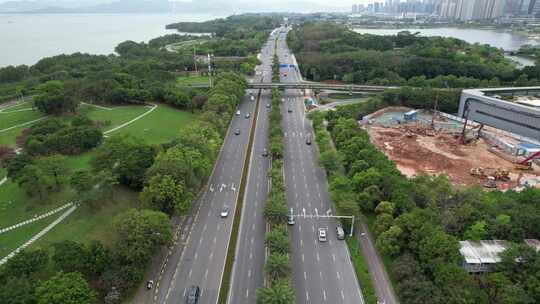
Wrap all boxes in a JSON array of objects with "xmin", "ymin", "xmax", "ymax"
[{"xmin": 207, "ymin": 53, "xmax": 213, "ymax": 88}]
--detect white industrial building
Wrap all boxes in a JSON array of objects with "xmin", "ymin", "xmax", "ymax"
[{"xmin": 460, "ymin": 239, "xmax": 540, "ymax": 273}]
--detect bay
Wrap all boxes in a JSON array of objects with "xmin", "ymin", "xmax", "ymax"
[{"xmin": 0, "ymin": 13, "xmax": 224, "ymax": 67}]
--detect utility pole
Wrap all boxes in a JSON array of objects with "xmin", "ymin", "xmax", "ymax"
[
  {"xmin": 193, "ymin": 47, "xmax": 198, "ymax": 74},
  {"xmin": 208, "ymin": 53, "xmax": 213, "ymax": 88}
]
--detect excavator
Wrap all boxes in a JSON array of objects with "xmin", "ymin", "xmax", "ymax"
[{"xmin": 515, "ymin": 150, "xmax": 540, "ymax": 170}]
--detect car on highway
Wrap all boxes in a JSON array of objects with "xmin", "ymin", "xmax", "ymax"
[
  {"xmin": 146, "ymin": 280, "xmax": 154, "ymax": 290},
  {"xmin": 287, "ymin": 108, "xmax": 292, "ymax": 113},
  {"xmin": 245, "ymin": 112, "xmax": 250, "ymax": 119},
  {"xmin": 234, "ymin": 128, "xmax": 241, "ymax": 135},
  {"xmin": 236, "ymin": 110, "xmax": 241, "ymax": 116},
  {"xmin": 185, "ymin": 285, "xmax": 200, "ymax": 304},
  {"xmin": 250, "ymin": 94, "xmax": 255, "ymax": 101},
  {"xmin": 306, "ymin": 134, "xmax": 312, "ymax": 145},
  {"xmin": 221, "ymin": 205, "xmax": 230, "ymax": 218},
  {"xmin": 266, "ymin": 103, "xmax": 271, "ymax": 108},
  {"xmin": 318, "ymin": 228, "xmax": 327, "ymax": 242},
  {"xmin": 262, "ymin": 148, "xmax": 269, "ymax": 157},
  {"xmin": 288, "ymin": 214, "xmax": 295, "ymax": 225},
  {"xmin": 336, "ymin": 226, "xmax": 345, "ymax": 240}
]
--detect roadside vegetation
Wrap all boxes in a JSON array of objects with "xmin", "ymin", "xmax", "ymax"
[
  {"xmin": 288, "ymin": 22, "xmax": 540, "ymax": 89},
  {"xmin": 308, "ymin": 110, "xmax": 377, "ymax": 304},
  {"xmin": 257, "ymin": 89, "xmax": 294, "ymax": 304},
  {"xmin": 309, "ymin": 105, "xmax": 540, "ymax": 303},
  {"xmin": 0, "ymin": 14, "xmax": 255, "ymax": 303}
]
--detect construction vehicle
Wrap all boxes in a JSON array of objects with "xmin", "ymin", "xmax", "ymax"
[
  {"xmin": 515, "ymin": 151, "xmax": 540, "ymax": 171},
  {"xmin": 470, "ymin": 167, "xmax": 510, "ymax": 181},
  {"xmin": 483, "ymin": 176, "xmax": 497, "ymax": 189}
]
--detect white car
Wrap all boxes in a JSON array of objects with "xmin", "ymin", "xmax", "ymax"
[
  {"xmin": 236, "ymin": 110, "xmax": 241, "ymax": 116},
  {"xmin": 221, "ymin": 205, "xmax": 230, "ymax": 218},
  {"xmin": 318, "ymin": 228, "xmax": 327, "ymax": 242}
]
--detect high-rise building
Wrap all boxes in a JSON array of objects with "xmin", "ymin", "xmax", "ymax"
[{"xmin": 438, "ymin": 0, "xmax": 506, "ymax": 20}]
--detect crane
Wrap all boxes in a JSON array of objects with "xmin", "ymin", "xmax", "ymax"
[{"xmin": 520, "ymin": 150, "xmax": 540, "ymax": 166}]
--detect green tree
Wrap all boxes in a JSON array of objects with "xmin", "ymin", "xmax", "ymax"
[
  {"xmin": 375, "ymin": 201, "xmax": 395, "ymax": 215},
  {"xmin": 33, "ymin": 80, "xmax": 78, "ymax": 115},
  {"xmin": 36, "ymin": 272, "xmax": 96, "ymax": 304},
  {"xmin": 464, "ymin": 220, "xmax": 488, "ymax": 240},
  {"xmin": 265, "ymin": 253, "xmax": 291, "ymax": 282},
  {"xmin": 140, "ymin": 174, "xmax": 190, "ymax": 215},
  {"xmin": 0, "ymin": 276, "xmax": 37, "ymax": 304},
  {"xmin": 92, "ymin": 135, "xmax": 155, "ymax": 189},
  {"xmin": 264, "ymin": 202, "xmax": 288, "ymax": 225},
  {"xmin": 52, "ymin": 241, "xmax": 87, "ymax": 274},
  {"xmin": 319, "ymin": 150, "xmax": 340, "ymax": 175},
  {"xmin": 113, "ymin": 209, "xmax": 171, "ymax": 264},
  {"xmin": 376, "ymin": 225, "xmax": 403, "ymax": 256},
  {"xmin": 256, "ymin": 279, "xmax": 295, "ymax": 304},
  {"xmin": 265, "ymin": 225, "xmax": 290, "ymax": 254},
  {"xmin": 1, "ymin": 249, "xmax": 48, "ymax": 278}
]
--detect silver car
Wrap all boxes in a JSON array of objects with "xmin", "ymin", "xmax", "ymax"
[{"xmin": 221, "ymin": 205, "xmax": 230, "ymax": 218}]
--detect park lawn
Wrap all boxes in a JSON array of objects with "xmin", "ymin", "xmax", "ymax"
[
  {"xmin": 114, "ymin": 104, "xmax": 198, "ymax": 144},
  {"xmin": 177, "ymin": 75, "xmax": 209, "ymax": 86},
  {"xmin": 81, "ymin": 104, "xmax": 150, "ymax": 132},
  {"xmin": 0, "ymin": 127, "xmax": 23, "ymax": 147},
  {"xmin": 0, "ymin": 107, "xmax": 43, "ymax": 130},
  {"xmin": 0, "ymin": 168, "xmax": 5, "ymax": 180},
  {"xmin": 0, "ymin": 106, "xmax": 45, "ymax": 147},
  {"xmin": 30, "ymin": 187, "xmax": 139, "ymax": 250},
  {"xmin": 1, "ymin": 102, "xmax": 34, "ymax": 112},
  {"xmin": 0, "ymin": 179, "xmax": 73, "ymax": 228},
  {"xmin": 0, "ymin": 212, "xmax": 60, "ymax": 258}
]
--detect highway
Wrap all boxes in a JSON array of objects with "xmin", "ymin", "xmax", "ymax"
[
  {"xmin": 228, "ymin": 35, "xmax": 275, "ymax": 303},
  {"xmin": 134, "ymin": 66, "xmax": 259, "ymax": 304},
  {"xmin": 277, "ymin": 28, "xmax": 365, "ymax": 304}
]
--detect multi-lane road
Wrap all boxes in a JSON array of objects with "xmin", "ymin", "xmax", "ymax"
[
  {"xmin": 228, "ymin": 36, "xmax": 275, "ymax": 303},
  {"xmin": 134, "ymin": 25, "xmax": 393, "ymax": 304},
  {"xmin": 276, "ymin": 29, "xmax": 366, "ymax": 304}
]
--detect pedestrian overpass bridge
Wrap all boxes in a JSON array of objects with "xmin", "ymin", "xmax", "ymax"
[{"xmin": 247, "ymin": 82, "xmax": 396, "ymax": 92}]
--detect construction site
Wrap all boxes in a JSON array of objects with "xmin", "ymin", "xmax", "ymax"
[{"xmin": 363, "ymin": 107, "xmax": 540, "ymax": 191}]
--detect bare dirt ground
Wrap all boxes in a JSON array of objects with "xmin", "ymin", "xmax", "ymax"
[{"xmin": 367, "ymin": 124, "xmax": 540, "ymax": 189}]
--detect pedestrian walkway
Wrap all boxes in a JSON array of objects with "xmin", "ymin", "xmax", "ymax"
[
  {"xmin": 0, "ymin": 202, "xmax": 74, "ymax": 235},
  {"xmin": 0, "ymin": 204, "xmax": 78, "ymax": 265}
]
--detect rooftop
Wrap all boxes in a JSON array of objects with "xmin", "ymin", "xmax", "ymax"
[{"xmin": 459, "ymin": 240, "xmax": 509, "ymax": 264}]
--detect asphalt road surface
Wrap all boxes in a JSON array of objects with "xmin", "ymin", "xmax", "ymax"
[
  {"xmin": 228, "ymin": 35, "xmax": 276, "ymax": 303},
  {"xmin": 276, "ymin": 28, "xmax": 365, "ymax": 304},
  {"xmin": 134, "ymin": 75, "xmax": 258, "ymax": 304}
]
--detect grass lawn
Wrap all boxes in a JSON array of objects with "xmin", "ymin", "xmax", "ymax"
[
  {"xmin": 168, "ymin": 39, "xmax": 209, "ymax": 52},
  {"xmin": 0, "ymin": 102, "xmax": 197, "ymax": 259},
  {"xmin": 0, "ymin": 106, "xmax": 45, "ymax": 147},
  {"xmin": 347, "ymin": 237, "xmax": 378, "ymax": 304},
  {"xmin": 0, "ymin": 168, "xmax": 5, "ymax": 180},
  {"xmin": 81, "ymin": 104, "xmax": 150, "ymax": 133},
  {"xmin": 0, "ymin": 107, "xmax": 42, "ymax": 130},
  {"xmin": 0, "ymin": 179, "xmax": 74, "ymax": 228},
  {"xmin": 177, "ymin": 75, "xmax": 210, "ymax": 86},
  {"xmin": 0, "ymin": 212, "xmax": 61, "ymax": 257},
  {"xmin": 113, "ymin": 104, "xmax": 197, "ymax": 144},
  {"xmin": 30, "ymin": 187, "xmax": 139, "ymax": 251}
]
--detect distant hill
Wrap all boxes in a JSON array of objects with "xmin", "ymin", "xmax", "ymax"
[{"xmin": 0, "ymin": 0, "xmax": 346, "ymax": 14}]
